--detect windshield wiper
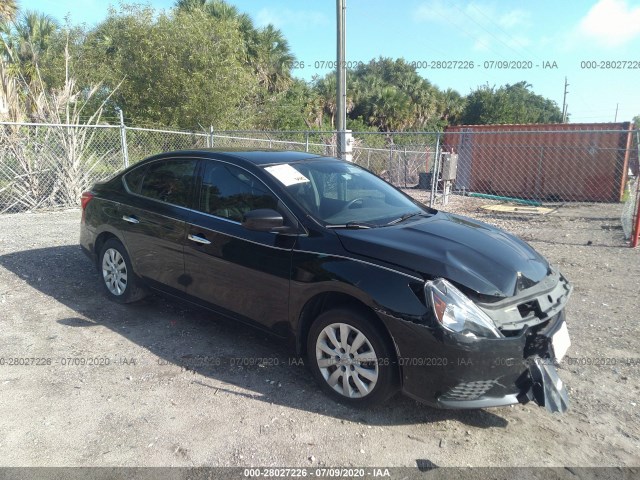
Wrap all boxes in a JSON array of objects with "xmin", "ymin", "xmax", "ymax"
[
  {"xmin": 326, "ymin": 221, "xmax": 377, "ymax": 229},
  {"xmin": 386, "ymin": 211, "xmax": 425, "ymax": 226}
]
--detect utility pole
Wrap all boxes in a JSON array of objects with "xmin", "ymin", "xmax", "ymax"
[
  {"xmin": 561, "ymin": 77, "xmax": 569, "ymax": 123},
  {"xmin": 336, "ymin": 0, "xmax": 347, "ymax": 159},
  {"xmin": 614, "ymin": 103, "xmax": 619, "ymax": 122}
]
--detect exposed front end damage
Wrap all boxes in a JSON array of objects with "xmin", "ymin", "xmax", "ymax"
[
  {"xmin": 380, "ymin": 268, "xmax": 573, "ymax": 413},
  {"xmin": 434, "ymin": 308, "xmax": 571, "ymax": 413},
  {"xmin": 474, "ymin": 268, "xmax": 572, "ymax": 333},
  {"xmin": 526, "ymin": 357, "xmax": 570, "ymax": 413},
  {"xmin": 337, "ymin": 212, "xmax": 574, "ymax": 413},
  {"xmin": 473, "ymin": 268, "xmax": 573, "ymax": 413}
]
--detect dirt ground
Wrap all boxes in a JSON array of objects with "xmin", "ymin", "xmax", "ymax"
[{"xmin": 0, "ymin": 194, "xmax": 638, "ymax": 469}]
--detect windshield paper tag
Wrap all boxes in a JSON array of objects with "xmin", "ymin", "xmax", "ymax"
[{"xmin": 265, "ymin": 164, "xmax": 310, "ymax": 186}]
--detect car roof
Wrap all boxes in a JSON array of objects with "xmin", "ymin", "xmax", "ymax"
[{"xmin": 138, "ymin": 149, "xmax": 340, "ymax": 168}]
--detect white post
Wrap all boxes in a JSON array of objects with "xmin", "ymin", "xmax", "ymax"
[{"xmin": 118, "ymin": 109, "xmax": 129, "ymax": 168}]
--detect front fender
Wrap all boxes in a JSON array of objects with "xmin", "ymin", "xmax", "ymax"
[{"xmin": 289, "ymin": 250, "xmax": 431, "ymax": 348}]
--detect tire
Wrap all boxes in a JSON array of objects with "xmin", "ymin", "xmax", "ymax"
[
  {"xmin": 307, "ymin": 307, "xmax": 399, "ymax": 407},
  {"xmin": 98, "ymin": 238, "xmax": 146, "ymax": 304}
]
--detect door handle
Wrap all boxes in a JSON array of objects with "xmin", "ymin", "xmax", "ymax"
[
  {"xmin": 122, "ymin": 215, "xmax": 140, "ymax": 224},
  {"xmin": 188, "ymin": 234, "xmax": 211, "ymax": 245}
]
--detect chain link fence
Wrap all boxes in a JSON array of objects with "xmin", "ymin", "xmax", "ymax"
[
  {"xmin": 442, "ymin": 127, "xmax": 636, "ymax": 203},
  {"xmin": 0, "ymin": 121, "xmax": 638, "ymax": 246},
  {"xmin": 0, "ymin": 123, "xmax": 123, "ymax": 212},
  {"xmin": 207, "ymin": 130, "xmax": 437, "ymax": 188},
  {"xmin": 440, "ymin": 126, "xmax": 640, "ymax": 244}
]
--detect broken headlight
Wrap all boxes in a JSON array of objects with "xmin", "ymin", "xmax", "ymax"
[{"xmin": 426, "ymin": 278, "xmax": 503, "ymax": 338}]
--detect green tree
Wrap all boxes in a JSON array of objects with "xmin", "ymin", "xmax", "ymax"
[
  {"xmin": 7, "ymin": 11, "xmax": 58, "ymax": 77},
  {"xmin": 251, "ymin": 25, "xmax": 294, "ymax": 94},
  {"xmin": 347, "ymin": 58, "xmax": 446, "ymax": 132},
  {"xmin": 438, "ymin": 88, "xmax": 465, "ymax": 125},
  {"xmin": 461, "ymin": 82, "xmax": 562, "ymax": 125},
  {"xmin": 175, "ymin": 0, "xmax": 207, "ymax": 11},
  {"xmin": 368, "ymin": 86, "xmax": 412, "ymax": 133},
  {"xmin": 260, "ymin": 78, "xmax": 324, "ymax": 131},
  {"xmin": 0, "ymin": 0, "xmax": 18, "ymax": 23},
  {"xmin": 78, "ymin": 5, "xmax": 260, "ymax": 129},
  {"xmin": 0, "ymin": 9, "xmax": 59, "ymax": 120},
  {"xmin": 176, "ymin": 0, "xmax": 293, "ymax": 95},
  {"xmin": 314, "ymin": 73, "xmax": 336, "ymax": 128}
]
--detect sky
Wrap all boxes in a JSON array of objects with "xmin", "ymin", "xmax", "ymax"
[{"xmin": 23, "ymin": 0, "xmax": 640, "ymax": 124}]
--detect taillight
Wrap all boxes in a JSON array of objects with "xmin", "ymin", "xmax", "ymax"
[
  {"xmin": 81, "ymin": 191, "xmax": 94, "ymax": 210},
  {"xmin": 81, "ymin": 191, "xmax": 94, "ymax": 222}
]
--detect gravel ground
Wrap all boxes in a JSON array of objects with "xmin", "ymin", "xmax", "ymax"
[{"xmin": 0, "ymin": 197, "xmax": 638, "ymax": 468}]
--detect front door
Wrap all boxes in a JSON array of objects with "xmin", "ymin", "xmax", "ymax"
[{"xmin": 183, "ymin": 160, "xmax": 295, "ymax": 331}]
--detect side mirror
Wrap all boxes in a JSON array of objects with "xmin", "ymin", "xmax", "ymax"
[{"xmin": 242, "ymin": 209, "xmax": 285, "ymax": 232}]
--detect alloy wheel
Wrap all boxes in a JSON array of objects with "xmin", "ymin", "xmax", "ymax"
[
  {"xmin": 315, "ymin": 322, "xmax": 379, "ymax": 398},
  {"xmin": 102, "ymin": 248, "xmax": 128, "ymax": 296}
]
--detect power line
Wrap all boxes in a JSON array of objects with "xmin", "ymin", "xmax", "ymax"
[{"xmin": 464, "ymin": 2, "xmax": 544, "ymax": 62}]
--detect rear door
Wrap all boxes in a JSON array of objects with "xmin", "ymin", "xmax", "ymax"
[
  {"xmin": 119, "ymin": 158, "xmax": 197, "ymax": 293},
  {"xmin": 183, "ymin": 160, "xmax": 295, "ymax": 331}
]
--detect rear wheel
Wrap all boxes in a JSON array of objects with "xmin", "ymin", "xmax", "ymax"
[
  {"xmin": 99, "ymin": 238, "xmax": 146, "ymax": 303},
  {"xmin": 307, "ymin": 308, "xmax": 398, "ymax": 407}
]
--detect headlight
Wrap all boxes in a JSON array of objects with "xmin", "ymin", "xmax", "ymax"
[{"xmin": 425, "ymin": 278, "xmax": 503, "ymax": 338}]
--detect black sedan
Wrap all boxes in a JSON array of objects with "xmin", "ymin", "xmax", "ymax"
[{"xmin": 80, "ymin": 149, "xmax": 572, "ymax": 412}]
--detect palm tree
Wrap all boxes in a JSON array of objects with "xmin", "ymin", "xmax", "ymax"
[
  {"xmin": 175, "ymin": 0, "xmax": 207, "ymax": 12},
  {"xmin": 0, "ymin": 0, "xmax": 18, "ymax": 23},
  {"xmin": 10, "ymin": 10, "xmax": 58, "ymax": 77},
  {"xmin": 369, "ymin": 86, "xmax": 412, "ymax": 133},
  {"xmin": 315, "ymin": 74, "xmax": 336, "ymax": 128},
  {"xmin": 252, "ymin": 25, "xmax": 294, "ymax": 93},
  {"xmin": 175, "ymin": 0, "xmax": 292, "ymax": 94},
  {"xmin": 174, "ymin": 0, "xmax": 206, "ymax": 11},
  {"xmin": 313, "ymin": 73, "xmax": 355, "ymax": 129},
  {"xmin": 439, "ymin": 88, "xmax": 465, "ymax": 124},
  {"xmin": 1, "ymin": 10, "xmax": 57, "ymax": 119},
  {"xmin": 204, "ymin": 0, "xmax": 240, "ymax": 20}
]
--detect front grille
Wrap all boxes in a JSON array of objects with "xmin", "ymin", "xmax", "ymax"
[{"xmin": 440, "ymin": 380, "xmax": 497, "ymax": 401}]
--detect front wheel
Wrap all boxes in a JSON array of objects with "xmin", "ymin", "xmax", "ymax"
[
  {"xmin": 307, "ymin": 308, "xmax": 398, "ymax": 407},
  {"xmin": 99, "ymin": 238, "xmax": 146, "ymax": 304}
]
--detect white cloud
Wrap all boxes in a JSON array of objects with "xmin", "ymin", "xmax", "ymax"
[
  {"xmin": 413, "ymin": 1, "xmax": 531, "ymax": 52},
  {"xmin": 255, "ymin": 8, "xmax": 329, "ymax": 29},
  {"xmin": 414, "ymin": 0, "xmax": 458, "ymax": 23},
  {"xmin": 498, "ymin": 9, "xmax": 528, "ymax": 29},
  {"xmin": 577, "ymin": 0, "xmax": 640, "ymax": 47},
  {"xmin": 414, "ymin": 1, "xmax": 529, "ymax": 29}
]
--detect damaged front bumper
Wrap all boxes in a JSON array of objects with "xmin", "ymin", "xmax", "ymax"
[
  {"xmin": 526, "ymin": 357, "xmax": 570, "ymax": 413},
  {"xmin": 382, "ymin": 309, "xmax": 571, "ymax": 413},
  {"xmin": 435, "ymin": 353, "xmax": 570, "ymax": 413}
]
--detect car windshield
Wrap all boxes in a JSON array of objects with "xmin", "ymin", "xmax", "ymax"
[{"xmin": 263, "ymin": 160, "xmax": 427, "ymax": 227}]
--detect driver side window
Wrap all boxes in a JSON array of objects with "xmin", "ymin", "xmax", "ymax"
[{"xmin": 199, "ymin": 161, "xmax": 279, "ymax": 222}]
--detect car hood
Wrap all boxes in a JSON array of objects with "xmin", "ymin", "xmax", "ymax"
[{"xmin": 335, "ymin": 212, "xmax": 550, "ymax": 297}]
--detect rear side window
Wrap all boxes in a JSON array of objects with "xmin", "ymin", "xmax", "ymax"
[
  {"xmin": 198, "ymin": 161, "xmax": 278, "ymax": 222},
  {"xmin": 138, "ymin": 159, "xmax": 197, "ymax": 207},
  {"xmin": 123, "ymin": 166, "xmax": 146, "ymax": 193}
]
